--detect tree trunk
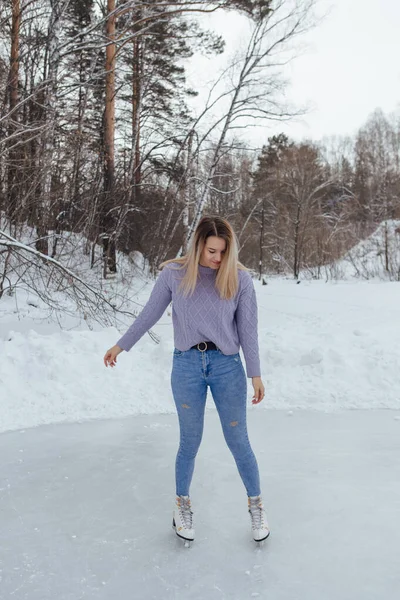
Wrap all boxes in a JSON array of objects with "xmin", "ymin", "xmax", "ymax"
[
  {"xmin": 71, "ymin": 21, "xmax": 94, "ymax": 216},
  {"xmin": 36, "ymin": 0, "xmax": 67, "ymax": 255},
  {"xmin": 182, "ymin": 129, "xmax": 194, "ymax": 255},
  {"xmin": 259, "ymin": 201, "xmax": 264, "ymax": 280},
  {"xmin": 130, "ymin": 32, "xmax": 142, "ymax": 204},
  {"xmin": 384, "ymin": 220, "xmax": 389, "ymax": 272},
  {"xmin": 102, "ymin": 0, "xmax": 117, "ymax": 276},
  {"xmin": 293, "ymin": 202, "xmax": 301, "ymax": 279},
  {"xmin": 6, "ymin": 0, "xmax": 21, "ymax": 222},
  {"xmin": 9, "ymin": 0, "xmax": 20, "ymax": 113}
]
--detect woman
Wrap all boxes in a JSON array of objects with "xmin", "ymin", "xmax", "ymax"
[{"xmin": 104, "ymin": 216, "xmax": 270, "ymax": 544}]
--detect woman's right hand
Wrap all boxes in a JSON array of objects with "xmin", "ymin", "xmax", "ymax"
[{"xmin": 103, "ymin": 345, "xmax": 123, "ymax": 368}]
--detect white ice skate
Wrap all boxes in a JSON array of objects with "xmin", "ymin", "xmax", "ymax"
[
  {"xmin": 172, "ymin": 495, "xmax": 194, "ymax": 547},
  {"xmin": 248, "ymin": 495, "xmax": 270, "ymax": 544}
]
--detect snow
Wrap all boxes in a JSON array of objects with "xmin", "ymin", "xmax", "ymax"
[
  {"xmin": 331, "ymin": 219, "xmax": 400, "ymax": 280},
  {"xmin": 1, "ymin": 276, "xmax": 400, "ymax": 433}
]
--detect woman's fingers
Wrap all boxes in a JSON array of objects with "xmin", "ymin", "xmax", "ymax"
[
  {"xmin": 252, "ymin": 386, "xmax": 265, "ymax": 404},
  {"xmin": 104, "ymin": 351, "xmax": 117, "ymax": 367}
]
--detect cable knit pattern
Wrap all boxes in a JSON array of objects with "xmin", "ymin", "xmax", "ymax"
[{"xmin": 116, "ymin": 262, "xmax": 261, "ymax": 377}]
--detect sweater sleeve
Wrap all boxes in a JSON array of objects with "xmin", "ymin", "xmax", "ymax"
[
  {"xmin": 235, "ymin": 273, "xmax": 261, "ymax": 378},
  {"xmin": 116, "ymin": 267, "xmax": 172, "ymax": 352}
]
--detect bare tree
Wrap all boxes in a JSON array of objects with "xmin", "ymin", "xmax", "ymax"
[
  {"xmin": 6, "ymin": 0, "xmax": 21, "ymax": 221},
  {"xmin": 35, "ymin": 0, "xmax": 71, "ymax": 256},
  {"xmin": 178, "ymin": 0, "xmax": 315, "ymax": 255},
  {"xmin": 100, "ymin": 0, "xmax": 117, "ymax": 277},
  {"xmin": 0, "ymin": 226, "xmax": 165, "ymax": 341}
]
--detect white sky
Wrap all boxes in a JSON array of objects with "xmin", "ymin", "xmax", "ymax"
[{"xmin": 188, "ymin": 0, "xmax": 400, "ymax": 146}]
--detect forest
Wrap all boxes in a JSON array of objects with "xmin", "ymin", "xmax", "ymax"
[{"xmin": 1, "ymin": 0, "xmax": 400, "ymax": 296}]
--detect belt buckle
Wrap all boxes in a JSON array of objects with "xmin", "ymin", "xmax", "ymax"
[{"xmin": 197, "ymin": 342, "xmax": 207, "ymax": 352}]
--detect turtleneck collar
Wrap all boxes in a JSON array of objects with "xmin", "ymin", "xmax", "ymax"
[{"xmin": 198, "ymin": 263, "xmax": 218, "ymax": 276}]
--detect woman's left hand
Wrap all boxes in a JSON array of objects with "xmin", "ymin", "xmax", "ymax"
[{"xmin": 251, "ymin": 376, "xmax": 265, "ymax": 404}]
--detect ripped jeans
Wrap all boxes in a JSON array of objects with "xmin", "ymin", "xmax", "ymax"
[{"xmin": 170, "ymin": 347, "xmax": 261, "ymax": 497}]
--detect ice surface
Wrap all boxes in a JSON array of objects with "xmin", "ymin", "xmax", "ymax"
[{"xmin": 1, "ymin": 410, "xmax": 399, "ymax": 599}]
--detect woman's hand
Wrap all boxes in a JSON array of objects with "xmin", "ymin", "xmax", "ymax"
[
  {"xmin": 251, "ymin": 376, "xmax": 265, "ymax": 404},
  {"xmin": 104, "ymin": 345, "xmax": 123, "ymax": 368}
]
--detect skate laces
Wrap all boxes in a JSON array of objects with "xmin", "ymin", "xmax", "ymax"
[
  {"xmin": 248, "ymin": 496, "xmax": 266, "ymax": 530},
  {"xmin": 177, "ymin": 496, "xmax": 193, "ymax": 529}
]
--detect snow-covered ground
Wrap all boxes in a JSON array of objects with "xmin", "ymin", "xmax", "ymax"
[
  {"xmin": 1, "ymin": 276, "xmax": 400, "ymax": 433},
  {"xmin": 331, "ymin": 219, "xmax": 400, "ymax": 280}
]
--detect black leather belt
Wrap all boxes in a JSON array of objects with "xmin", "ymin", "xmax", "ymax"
[{"xmin": 190, "ymin": 341, "xmax": 218, "ymax": 351}]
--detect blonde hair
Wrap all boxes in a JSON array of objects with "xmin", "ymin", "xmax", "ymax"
[{"xmin": 159, "ymin": 215, "xmax": 249, "ymax": 300}]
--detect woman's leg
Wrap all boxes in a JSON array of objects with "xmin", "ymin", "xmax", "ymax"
[
  {"xmin": 171, "ymin": 351, "xmax": 208, "ymax": 496},
  {"xmin": 209, "ymin": 353, "xmax": 261, "ymax": 497}
]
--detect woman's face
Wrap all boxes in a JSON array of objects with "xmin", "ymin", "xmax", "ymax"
[{"xmin": 199, "ymin": 236, "xmax": 227, "ymax": 269}]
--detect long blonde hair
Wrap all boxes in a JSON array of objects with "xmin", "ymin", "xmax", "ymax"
[{"xmin": 159, "ymin": 215, "xmax": 249, "ymax": 300}]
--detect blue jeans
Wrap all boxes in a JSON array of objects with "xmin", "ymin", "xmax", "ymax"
[{"xmin": 170, "ymin": 347, "xmax": 261, "ymax": 497}]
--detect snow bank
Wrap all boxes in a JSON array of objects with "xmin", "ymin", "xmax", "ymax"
[
  {"xmin": 1, "ymin": 274, "xmax": 400, "ymax": 433},
  {"xmin": 333, "ymin": 219, "xmax": 400, "ymax": 280}
]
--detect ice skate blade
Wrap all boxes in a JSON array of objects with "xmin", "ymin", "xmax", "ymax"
[
  {"xmin": 172, "ymin": 518, "xmax": 194, "ymax": 545},
  {"xmin": 254, "ymin": 532, "xmax": 270, "ymax": 546},
  {"xmin": 174, "ymin": 530, "xmax": 194, "ymax": 546}
]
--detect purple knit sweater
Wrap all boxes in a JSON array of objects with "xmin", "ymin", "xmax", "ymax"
[{"xmin": 116, "ymin": 263, "xmax": 261, "ymax": 377}]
